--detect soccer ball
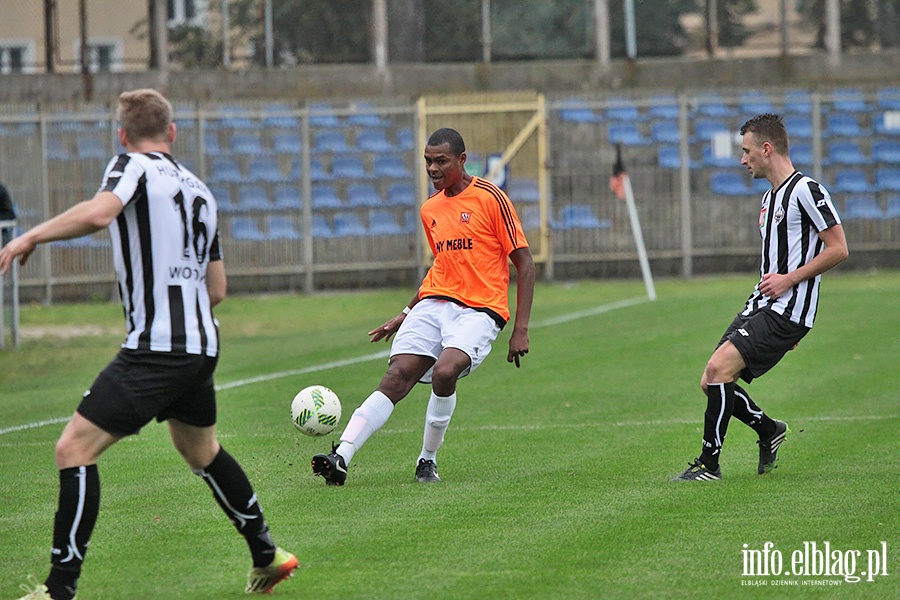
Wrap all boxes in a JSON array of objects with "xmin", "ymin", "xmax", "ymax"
[{"xmin": 291, "ymin": 385, "xmax": 342, "ymax": 437}]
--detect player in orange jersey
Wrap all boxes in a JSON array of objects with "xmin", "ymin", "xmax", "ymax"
[{"xmin": 312, "ymin": 127, "xmax": 535, "ymax": 485}]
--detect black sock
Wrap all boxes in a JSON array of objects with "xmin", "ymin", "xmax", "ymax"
[
  {"xmin": 196, "ymin": 447, "xmax": 275, "ymax": 567},
  {"xmin": 46, "ymin": 465, "xmax": 100, "ymax": 600},
  {"xmin": 732, "ymin": 384, "xmax": 777, "ymax": 439},
  {"xmin": 700, "ymin": 382, "xmax": 735, "ymax": 470}
]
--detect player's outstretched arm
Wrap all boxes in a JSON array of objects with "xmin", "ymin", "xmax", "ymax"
[
  {"xmin": 507, "ymin": 247, "xmax": 535, "ymax": 368},
  {"xmin": 0, "ymin": 191, "xmax": 122, "ymax": 275},
  {"xmin": 369, "ymin": 293, "xmax": 419, "ymax": 343}
]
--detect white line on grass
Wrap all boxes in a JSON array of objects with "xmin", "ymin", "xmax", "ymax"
[{"xmin": 3, "ymin": 297, "xmax": 648, "ymax": 436}]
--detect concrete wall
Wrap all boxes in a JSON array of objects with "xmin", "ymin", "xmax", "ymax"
[{"xmin": 1, "ymin": 50, "xmax": 899, "ymax": 105}]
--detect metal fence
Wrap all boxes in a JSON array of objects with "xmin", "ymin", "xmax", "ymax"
[{"xmin": 2, "ymin": 85, "xmax": 900, "ymax": 302}]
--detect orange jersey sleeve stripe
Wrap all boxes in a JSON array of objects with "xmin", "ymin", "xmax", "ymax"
[{"xmin": 474, "ymin": 178, "xmax": 522, "ymax": 250}]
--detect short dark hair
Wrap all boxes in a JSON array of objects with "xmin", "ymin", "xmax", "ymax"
[
  {"xmin": 426, "ymin": 128, "xmax": 466, "ymax": 157},
  {"xmin": 740, "ymin": 113, "xmax": 789, "ymax": 155}
]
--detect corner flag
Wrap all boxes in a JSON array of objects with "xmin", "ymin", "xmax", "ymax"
[
  {"xmin": 609, "ymin": 144, "xmax": 627, "ymax": 200},
  {"xmin": 609, "ymin": 144, "xmax": 656, "ymax": 301}
]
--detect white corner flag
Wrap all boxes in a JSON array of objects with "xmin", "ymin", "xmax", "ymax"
[{"xmin": 609, "ymin": 144, "xmax": 656, "ymax": 301}]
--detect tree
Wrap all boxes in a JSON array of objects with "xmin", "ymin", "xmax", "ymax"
[{"xmin": 797, "ymin": 0, "xmax": 881, "ymax": 49}]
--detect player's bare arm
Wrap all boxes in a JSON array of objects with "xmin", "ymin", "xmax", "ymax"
[
  {"xmin": 507, "ymin": 247, "xmax": 536, "ymax": 367},
  {"xmin": 0, "ymin": 191, "xmax": 122, "ymax": 275},
  {"xmin": 759, "ymin": 224, "xmax": 849, "ymax": 298},
  {"xmin": 369, "ymin": 293, "xmax": 420, "ymax": 343},
  {"xmin": 207, "ymin": 260, "xmax": 227, "ymax": 308}
]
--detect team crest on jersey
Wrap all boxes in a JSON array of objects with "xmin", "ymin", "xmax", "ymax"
[
  {"xmin": 460, "ymin": 212, "xmax": 471, "ymax": 224},
  {"xmin": 774, "ymin": 205, "xmax": 785, "ymax": 224}
]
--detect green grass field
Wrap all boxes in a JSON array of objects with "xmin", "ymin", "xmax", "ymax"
[{"xmin": 1, "ymin": 272, "xmax": 898, "ymax": 599}]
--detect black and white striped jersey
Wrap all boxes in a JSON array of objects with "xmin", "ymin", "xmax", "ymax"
[
  {"xmin": 742, "ymin": 171, "xmax": 841, "ymax": 329},
  {"xmin": 100, "ymin": 151, "xmax": 221, "ymax": 356}
]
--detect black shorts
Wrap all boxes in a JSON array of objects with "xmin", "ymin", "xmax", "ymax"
[
  {"xmin": 717, "ymin": 308, "xmax": 810, "ymax": 384},
  {"xmin": 78, "ymin": 349, "xmax": 218, "ymax": 437}
]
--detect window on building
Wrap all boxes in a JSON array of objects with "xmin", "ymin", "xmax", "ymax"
[
  {"xmin": 0, "ymin": 41, "xmax": 35, "ymax": 74},
  {"xmin": 168, "ymin": 0, "xmax": 206, "ymax": 26},
  {"xmin": 73, "ymin": 39, "xmax": 123, "ymax": 73}
]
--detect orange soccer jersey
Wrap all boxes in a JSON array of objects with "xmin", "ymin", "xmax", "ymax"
[{"xmin": 418, "ymin": 176, "xmax": 529, "ymax": 325}]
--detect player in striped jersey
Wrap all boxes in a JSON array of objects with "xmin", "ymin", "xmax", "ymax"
[
  {"xmin": 312, "ymin": 127, "xmax": 535, "ymax": 485},
  {"xmin": 1, "ymin": 89, "xmax": 296, "ymax": 599},
  {"xmin": 674, "ymin": 113, "xmax": 848, "ymax": 482}
]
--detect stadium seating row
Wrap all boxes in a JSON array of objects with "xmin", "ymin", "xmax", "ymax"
[
  {"xmin": 709, "ymin": 168, "xmax": 900, "ymax": 196},
  {"xmin": 210, "ymin": 182, "xmax": 417, "ymax": 213},
  {"xmin": 229, "ymin": 210, "xmax": 416, "ymax": 241},
  {"xmin": 557, "ymin": 87, "xmax": 900, "ymax": 124},
  {"xmin": 206, "ymin": 155, "xmax": 413, "ymax": 184}
]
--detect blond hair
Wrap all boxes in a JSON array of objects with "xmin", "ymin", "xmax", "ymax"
[{"xmin": 116, "ymin": 88, "xmax": 173, "ymax": 144}]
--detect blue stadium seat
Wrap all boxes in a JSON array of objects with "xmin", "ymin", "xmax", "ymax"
[
  {"xmin": 309, "ymin": 159, "xmax": 331, "ymax": 181},
  {"xmin": 395, "ymin": 128, "xmax": 415, "ymax": 150},
  {"xmin": 231, "ymin": 217, "xmax": 265, "ymax": 241},
  {"xmin": 827, "ymin": 141, "xmax": 870, "ymax": 166},
  {"xmin": 784, "ymin": 116, "xmax": 813, "ymax": 139},
  {"xmin": 273, "ymin": 133, "xmax": 301, "ymax": 154},
  {"xmin": 308, "ymin": 103, "xmax": 343, "ymax": 128},
  {"xmin": 311, "ymin": 215, "xmax": 334, "ymax": 238},
  {"xmin": 332, "ymin": 156, "xmax": 371, "ymax": 179},
  {"xmin": 356, "ymin": 129, "xmax": 394, "ymax": 152},
  {"xmin": 886, "ymin": 196, "xmax": 900, "ymax": 218},
  {"xmin": 367, "ymin": 210, "xmax": 405, "ymax": 235},
  {"xmin": 557, "ymin": 106, "xmax": 603, "ymax": 123},
  {"xmin": 314, "ymin": 131, "xmax": 351, "ymax": 153},
  {"xmin": 507, "ymin": 178, "xmax": 540, "ymax": 203},
  {"xmin": 373, "ymin": 155, "xmax": 411, "ymax": 179},
  {"xmin": 824, "ymin": 114, "xmax": 865, "ymax": 138},
  {"xmin": 752, "ymin": 177, "xmax": 771, "ymax": 194},
  {"xmin": 842, "ymin": 195, "xmax": 884, "ymax": 220},
  {"xmin": 692, "ymin": 119, "xmax": 730, "ymax": 142},
  {"xmin": 76, "ymin": 137, "xmax": 107, "ymax": 159},
  {"xmin": 273, "ymin": 185, "xmax": 302, "ymax": 210},
  {"xmin": 876, "ymin": 87, "xmax": 900, "ymax": 110},
  {"xmin": 209, "ymin": 158, "xmax": 243, "ymax": 183},
  {"xmin": 658, "ymin": 146, "xmax": 686, "ymax": 170},
  {"xmin": 710, "ymin": 171, "xmax": 752, "ymax": 196},
  {"xmin": 385, "ymin": 182, "xmax": 416, "ymax": 206},
  {"xmin": 271, "ymin": 185, "xmax": 302, "ymax": 210},
  {"xmin": 311, "ymin": 185, "xmax": 343, "ymax": 209},
  {"xmin": 346, "ymin": 183, "xmax": 384, "ymax": 207},
  {"xmin": 230, "ymin": 134, "xmax": 264, "ymax": 154},
  {"xmin": 333, "ymin": 212, "xmax": 367, "ymax": 237},
  {"xmin": 694, "ymin": 93, "xmax": 735, "ymax": 118},
  {"xmin": 650, "ymin": 121, "xmax": 681, "ymax": 144},
  {"xmin": 875, "ymin": 168, "xmax": 900, "ymax": 192},
  {"xmin": 605, "ymin": 99, "xmax": 642, "ymax": 121},
  {"xmin": 248, "ymin": 158, "xmax": 284, "ymax": 183},
  {"xmin": 262, "ymin": 104, "xmax": 299, "ymax": 129},
  {"xmin": 831, "ymin": 169, "xmax": 875, "ymax": 194},
  {"xmin": 783, "ymin": 90, "xmax": 812, "ymax": 114},
  {"xmin": 265, "ymin": 215, "xmax": 301, "ymax": 240},
  {"xmin": 873, "ymin": 140, "xmax": 900, "ymax": 163},
  {"xmin": 874, "ymin": 112, "xmax": 900, "ymax": 136},
  {"xmin": 701, "ymin": 144, "xmax": 735, "ymax": 168},
  {"xmin": 236, "ymin": 186, "xmax": 271, "ymax": 212},
  {"xmin": 208, "ymin": 185, "xmax": 233, "ymax": 212},
  {"xmin": 790, "ymin": 143, "xmax": 825, "ymax": 169},
  {"xmin": 648, "ymin": 95, "xmax": 679, "ymax": 119},
  {"xmin": 739, "ymin": 90, "xmax": 776, "ymax": 115},
  {"xmin": 203, "ymin": 133, "xmax": 223, "ymax": 155},
  {"xmin": 347, "ymin": 102, "xmax": 390, "ymax": 127},
  {"xmin": 553, "ymin": 204, "xmax": 611, "ymax": 229},
  {"xmin": 830, "ymin": 88, "xmax": 870, "ymax": 113},
  {"xmin": 607, "ymin": 123, "xmax": 650, "ymax": 146}
]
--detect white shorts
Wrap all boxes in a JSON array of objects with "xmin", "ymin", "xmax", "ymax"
[{"xmin": 391, "ymin": 298, "xmax": 501, "ymax": 383}]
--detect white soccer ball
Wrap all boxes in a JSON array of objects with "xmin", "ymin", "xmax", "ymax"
[{"xmin": 291, "ymin": 385, "xmax": 342, "ymax": 437}]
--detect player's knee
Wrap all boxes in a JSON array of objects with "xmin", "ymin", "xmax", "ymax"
[
  {"xmin": 54, "ymin": 436, "xmax": 86, "ymax": 468},
  {"xmin": 379, "ymin": 367, "xmax": 416, "ymax": 401}
]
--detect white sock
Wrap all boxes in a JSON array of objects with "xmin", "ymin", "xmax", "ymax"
[
  {"xmin": 337, "ymin": 391, "xmax": 394, "ymax": 464},
  {"xmin": 418, "ymin": 391, "xmax": 456, "ymax": 462}
]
